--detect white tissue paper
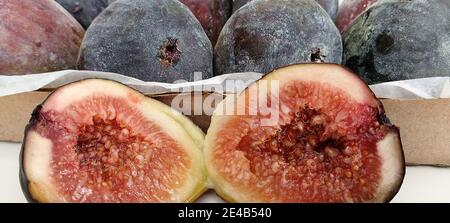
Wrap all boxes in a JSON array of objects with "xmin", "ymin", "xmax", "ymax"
[
  {"xmin": 0, "ymin": 70, "xmax": 449, "ymax": 100},
  {"xmin": 0, "ymin": 70, "xmax": 263, "ymax": 97},
  {"xmin": 370, "ymin": 77, "xmax": 450, "ymax": 99}
]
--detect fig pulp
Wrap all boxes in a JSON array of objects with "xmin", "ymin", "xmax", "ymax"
[
  {"xmin": 0, "ymin": 0, "xmax": 84, "ymax": 75},
  {"xmin": 215, "ymin": 0, "xmax": 342, "ymax": 75},
  {"xmin": 21, "ymin": 79, "xmax": 207, "ymax": 203},
  {"xmin": 77, "ymin": 0, "xmax": 213, "ymax": 83},
  {"xmin": 204, "ymin": 64, "xmax": 405, "ymax": 203}
]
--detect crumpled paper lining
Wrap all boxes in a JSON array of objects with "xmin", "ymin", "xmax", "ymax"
[
  {"xmin": 0, "ymin": 70, "xmax": 448, "ymax": 99},
  {"xmin": 370, "ymin": 77, "xmax": 450, "ymax": 99},
  {"xmin": 0, "ymin": 70, "xmax": 263, "ymax": 97}
]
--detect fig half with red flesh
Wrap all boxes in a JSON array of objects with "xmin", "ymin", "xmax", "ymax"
[
  {"xmin": 20, "ymin": 79, "xmax": 207, "ymax": 203},
  {"xmin": 204, "ymin": 64, "xmax": 405, "ymax": 203}
]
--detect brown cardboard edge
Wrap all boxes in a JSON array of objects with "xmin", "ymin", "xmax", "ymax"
[
  {"xmin": 381, "ymin": 98, "xmax": 450, "ymax": 167},
  {"xmin": 0, "ymin": 91, "xmax": 50, "ymax": 143}
]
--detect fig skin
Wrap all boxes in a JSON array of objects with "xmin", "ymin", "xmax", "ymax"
[
  {"xmin": 232, "ymin": 0, "xmax": 248, "ymax": 12},
  {"xmin": 232, "ymin": 0, "xmax": 339, "ymax": 20},
  {"xmin": 55, "ymin": 0, "xmax": 112, "ymax": 29},
  {"xmin": 77, "ymin": 0, "xmax": 213, "ymax": 83},
  {"xmin": 71, "ymin": 0, "xmax": 232, "ymax": 45},
  {"xmin": 215, "ymin": 0, "xmax": 342, "ymax": 75},
  {"xmin": 343, "ymin": 0, "xmax": 450, "ymax": 84},
  {"xmin": 0, "ymin": 0, "xmax": 84, "ymax": 75},
  {"xmin": 204, "ymin": 63, "xmax": 405, "ymax": 203},
  {"xmin": 180, "ymin": 0, "xmax": 232, "ymax": 46},
  {"xmin": 336, "ymin": 0, "xmax": 380, "ymax": 33},
  {"xmin": 316, "ymin": 0, "xmax": 338, "ymax": 20},
  {"xmin": 20, "ymin": 79, "xmax": 207, "ymax": 203}
]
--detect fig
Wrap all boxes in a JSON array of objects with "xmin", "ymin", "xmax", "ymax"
[
  {"xmin": 316, "ymin": 0, "xmax": 339, "ymax": 20},
  {"xmin": 232, "ymin": 0, "xmax": 249, "ymax": 12},
  {"xmin": 215, "ymin": 0, "xmax": 342, "ymax": 75},
  {"xmin": 20, "ymin": 79, "xmax": 207, "ymax": 203},
  {"xmin": 336, "ymin": 0, "xmax": 379, "ymax": 33},
  {"xmin": 57, "ymin": 0, "xmax": 231, "ymax": 44},
  {"xmin": 232, "ymin": 0, "xmax": 339, "ymax": 20},
  {"xmin": 77, "ymin": 0, "xmax": 213, "ymax": 83},
  {"xmin": 0, "ymin": 0, "xmax": 84, "ymax": 75},
  {"xmin": 180, "ymin": 0, "xmax": 232, "ymax": 46},
  {"xmin": 55, "ymin": 0, "xmax": 111, "ymax": 29},
  {"xmin": 342, "ymin": 0, "xmax": 450, "ymax": 84},
  {"xmin": 204, "ymin": 64, "xmax": 405, "ymax": 203}
]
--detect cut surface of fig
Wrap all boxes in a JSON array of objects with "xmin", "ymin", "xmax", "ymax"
[
  {"xmin": 21, "ymin": 79, "xmax": 206, "ymax": 203},
  {"xmin": 204, "ymin": 64, "xmax": 405, "ymax": 203}
]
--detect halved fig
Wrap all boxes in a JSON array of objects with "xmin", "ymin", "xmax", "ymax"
[
  {"xmin": 20, "ymin": 79, "xmax": 207, "ymax": 203},
  {"xmin": 204, "ymin": 64, "xmax": 405, "ymax": 203}
]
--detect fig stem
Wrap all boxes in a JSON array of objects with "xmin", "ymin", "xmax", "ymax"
[{"xmin": 310, "ymin": 48, "xmax": 325, "ymax": 63}]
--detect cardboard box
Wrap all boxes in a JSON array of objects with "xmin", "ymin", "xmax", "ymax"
[
  {"xmin": 0, "ymin": 91, "xmax": 449, "ymax": 166},
  {"xmin": 381, "ymin": 99, "xmax": 450, "ymax": 166}
]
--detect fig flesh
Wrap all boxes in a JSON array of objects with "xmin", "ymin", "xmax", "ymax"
[
  {"xmin": 204, "ymin": 64, "xmax": 405, "ymax": 203},
  {"xmin": 21, "ymin": 79, "xmax": 207, "ymax": 203}
]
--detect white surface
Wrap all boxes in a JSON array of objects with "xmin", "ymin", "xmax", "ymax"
[{"xmin": 2, "ymin": 141, "xmax": 450, "ymax": 203}]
